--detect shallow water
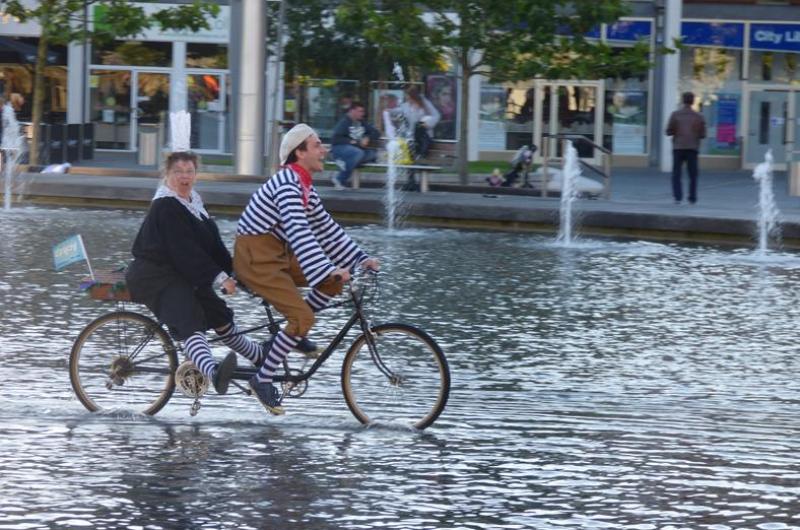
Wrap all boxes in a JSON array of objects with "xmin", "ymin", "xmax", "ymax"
[{"xmin": 2, "ymin": 206, "xmax": 800, "ymax": 529}]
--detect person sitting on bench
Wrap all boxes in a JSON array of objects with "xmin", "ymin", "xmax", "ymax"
[{"xmin": 330, "ymin": 102, "xmax": 380, "ymax": 189}]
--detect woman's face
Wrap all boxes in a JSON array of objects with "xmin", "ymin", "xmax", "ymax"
[{"xmin": 165, "ymin": 159, "xmax": 197, "ymax": 199}]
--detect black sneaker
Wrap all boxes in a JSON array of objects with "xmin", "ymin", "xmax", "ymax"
[
  {"xmin": 249, "ymin": 376, "xmax": 285, "ymax": 415},
  {"xmin": 295, "ymin": 337, "xmax": 321, "ymax": 358},
  {"xmin": 212, "ymin": 351, "xmax": 238, "ymax": 395}
]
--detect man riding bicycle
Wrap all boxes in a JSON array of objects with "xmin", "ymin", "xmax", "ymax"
[{"xmin": 234, "ymin": 123, "xmax": 380, "ymax": 415}]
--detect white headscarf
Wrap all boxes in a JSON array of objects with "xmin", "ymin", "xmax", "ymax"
[{"xmin": 153, "ymin": 184, "xmax": 209, "ymax": 221}]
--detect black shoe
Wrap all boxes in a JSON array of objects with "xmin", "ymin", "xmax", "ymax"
[
  {"xmin": 249, "ymin": 377, "xmax": 285, "ymax": 415},
  {"xmin": 212, "ymin": 351, "xmax": 237, "ymax": 395},
  {"xmin": 294, "ymin": 337, "xmax": 321, "ymax": 358}
]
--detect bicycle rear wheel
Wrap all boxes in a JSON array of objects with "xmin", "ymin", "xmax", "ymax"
[
  {"xmin": 69, "ymin": 311, "xmax": 178, "ymax": 415},
  {"xmin": 341, "ymin": 323, "xmax": 450, "ymax": 430}
]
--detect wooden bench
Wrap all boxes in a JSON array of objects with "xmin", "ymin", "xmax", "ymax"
[{"xmin": 351, "ymin": 163, "xmax": 443, "ymax": 192}]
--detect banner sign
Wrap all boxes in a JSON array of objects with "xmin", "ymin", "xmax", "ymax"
[
  {"xmin": 749, "ymin": 23, "xmax": 800, "ymax": 53},
  {"xmin": 681, "ymin": 21, "xmax": 744, "ymax": 48},
  {"xmin": 715, "ymin": 95, "xmax": 738, "ymax": 150},
  {"xmin": 607, "ymin": 20, "xmax": 652, "ymax": 43}
]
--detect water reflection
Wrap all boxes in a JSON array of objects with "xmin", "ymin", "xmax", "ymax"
[{"xmin": 2, "ymin": 207, "xmax": 800, "ymax": 528}]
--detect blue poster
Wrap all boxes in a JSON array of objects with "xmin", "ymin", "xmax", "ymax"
[{"xmin": 715, "ymin": 96, "xmax": 738, "ymax": 152}]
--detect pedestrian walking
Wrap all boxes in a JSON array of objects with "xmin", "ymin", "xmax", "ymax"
[{"xmin": 666, "ymin": 92, "xmax": 706, "ymax": 204}]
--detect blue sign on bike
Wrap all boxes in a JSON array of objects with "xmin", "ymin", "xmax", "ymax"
[{"xmin": 53, "ymin": 234, "xmax": 89, "ymax": 271}]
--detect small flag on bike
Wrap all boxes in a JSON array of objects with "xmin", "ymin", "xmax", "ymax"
[{"xmin": 52, "ymin": 234, "xmax": 95, "ymax": 280}]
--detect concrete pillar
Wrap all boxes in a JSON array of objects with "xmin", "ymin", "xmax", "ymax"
[
  {"xmin": 66, "ymin": 42, "xmax": 85, "ymax": 123},
  {"xmin": 170, "ymin": 41, "xmax": 187, "ymax": 113},
  {"xmin": 659, "ymin": 0, "xmax": 681, "ymax": 172},
  {"xmin": 467, "ymin": 59, "xmax": 481, "ymax": 161},
  {"xmin": 228, "ymin": 0, "xmax": 241, "ymax": 154},
  {"xmin": 234, "ymin": 0, "xmax": 266, "ymax": 176}
]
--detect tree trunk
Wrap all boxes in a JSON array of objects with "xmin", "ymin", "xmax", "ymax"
[
  {"xmin": 456, "ymin": 54, "xmax": 471, "ymax": 185},
  {"xmin": 30, "ymin": 28, "xmax": 49, "ymax": 166}
]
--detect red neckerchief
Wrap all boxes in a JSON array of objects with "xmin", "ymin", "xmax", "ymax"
[{"xmin": 286, "ymin": 163, "xmax": 313, "ymax": 207}]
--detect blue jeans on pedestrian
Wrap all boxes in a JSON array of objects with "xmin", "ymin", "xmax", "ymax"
[
  {"xmin": 330, "ymin": 144, "xmax": 377, "ymax": 186},
  {"xmin": 672, "ymin": 149, "xmax": 698, "ymax": 203}
]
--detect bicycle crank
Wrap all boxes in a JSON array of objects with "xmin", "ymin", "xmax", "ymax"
[
  {"xmin": 282, "ymin": 368, "xmax": 307, "ymax": 398},
  {"xmin": 175, "ymin": 360, "xmax": 209, "ymax": 398}
]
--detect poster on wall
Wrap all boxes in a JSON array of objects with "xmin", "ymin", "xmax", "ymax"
[
  {"xmin": 609, "ymin": 90, "xmax": 646, "ymax": 155},
  {"xmin": 714, "ymin": 95, "xmax": 738, "ymax": 153},
  {"xmin": 479, "ymin": 85, "xmax": 508, "ymax": 150},
  {"xmin": 425, "ymin": 75, "xmax": 457, "ymax": 140}
]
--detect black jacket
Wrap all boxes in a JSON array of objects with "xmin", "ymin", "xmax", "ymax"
[
  {"xmin": 126, "ymin": 197, "xmax": 232, "ymax": 303},
  {"xmin": 330, "ymin": 116, "xmax": 380, "ymax": 147}
]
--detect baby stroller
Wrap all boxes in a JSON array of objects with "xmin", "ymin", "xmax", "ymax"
[{"xmin": 500, "ymin": 145, "xmax": 536, "ymax": 187}]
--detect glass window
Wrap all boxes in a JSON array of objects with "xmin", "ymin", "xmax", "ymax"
[
  {"xmin": 186, "ymin": 43, "xmax": 227, "ymax": 69},
  {"xmin": 680, "ymin": 46, "xmax": 743, "ymax": 155},
  {"xmin": 749, "ymin": 51, "xmax": 800, "ymax": 84},
  {"xmin": 91, "ymin": 41, "xmax": 172, "ymax": 67},
  {"xmin": 89, "ymin": 69, "xmax": 132, "ymax": 149},
  {"xmin": 478, "ymin": 80, "xmax": 535, "ymax": 151},
  {"xmin": 298, "ymin": 79, "xmax": 360, "ymax": 142}
]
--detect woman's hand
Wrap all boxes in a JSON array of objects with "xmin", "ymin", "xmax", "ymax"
[
  {"xmin": 361, "ymin": 258, "xmax": 380, "ymax": 271},
  {"xmin": 221, "ymin": 277, "xmax": 237, "ymax": 295}
]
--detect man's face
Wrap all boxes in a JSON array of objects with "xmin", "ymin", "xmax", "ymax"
[
  {"xmin": 348, "ymin": 106, "xmax": 365, "ymax": 121},
  {"xmin": 296, "ymin": 133, "xmax": 327, "ymax": 174}
]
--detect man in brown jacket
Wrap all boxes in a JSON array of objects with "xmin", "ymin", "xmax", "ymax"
[{"xmin": 666, "ymin": 92, "xmax": 706, "ymax": 204}]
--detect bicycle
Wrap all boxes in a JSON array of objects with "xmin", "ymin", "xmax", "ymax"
[{"xmin": 68, "ymin": 270, "xmax": 451, "ymax": 430}]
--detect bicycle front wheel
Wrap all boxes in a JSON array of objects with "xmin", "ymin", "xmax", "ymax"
[
  {"xmin": 69, "ymin": 311, "xmax": 178, "ymax": 415},
  {"xmin": 341, "ymin": 323, "xmax": 450, "ymax": 430}
]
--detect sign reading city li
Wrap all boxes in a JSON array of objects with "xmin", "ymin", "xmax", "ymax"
[{"xmin": 750, "ymin": 23, "xmax": 800, "ymax": 53}]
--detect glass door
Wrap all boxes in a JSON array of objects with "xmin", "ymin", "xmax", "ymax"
[
  {"xmin": 90, "ymin": 69, "xmax": 132, "ymax": 150},
  {"xmin": 134, "ymin": 71, "xmax": 170, "ymax": 149},
  {"xmin": 187, "ymin": 72, "xmax": 226, "ymax": 152},
  {"xmin": 533, "ymin": 80, "xmax": 604, "ymax": 164}
]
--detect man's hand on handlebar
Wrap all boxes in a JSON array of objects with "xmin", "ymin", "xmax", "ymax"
[{"xmin": 360, "ymin": 258, "xmax": 380, "ymax": 272}]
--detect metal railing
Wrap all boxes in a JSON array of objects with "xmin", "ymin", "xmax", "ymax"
[{"xmin": 540, "ymin": 133, "xmax": 612, "ymax": 199}]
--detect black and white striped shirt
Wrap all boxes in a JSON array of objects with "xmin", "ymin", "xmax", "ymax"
[{"xmin": 237, "ymin": 166, "xmax": 367, "ymax": 287}]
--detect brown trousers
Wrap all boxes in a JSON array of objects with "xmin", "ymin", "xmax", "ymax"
[{"xmin": 233, "ymin": 233, "xmax": 341, "ymax": 337}]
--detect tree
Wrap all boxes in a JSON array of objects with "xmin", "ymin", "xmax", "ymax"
[
  {"xmin": 0, "ymin": 0, "xmax": 219, "ymax": 165},
  {"xmin": 273, "ymin": 0, "xmax": 440, "ymax": 108},
  {"xmin": 348, "ymin": 0, "xmax": 651, "ymax": 183}
]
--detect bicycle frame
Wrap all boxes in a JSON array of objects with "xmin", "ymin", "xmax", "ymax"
[{"xmin": 217, "ymin": 276, "xmax": 388, "ymax": 386}]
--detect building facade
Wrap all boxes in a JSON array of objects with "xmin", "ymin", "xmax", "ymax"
[{"xmin": 0, "ymin": 0, "xmax": 798, "ymax": 170}]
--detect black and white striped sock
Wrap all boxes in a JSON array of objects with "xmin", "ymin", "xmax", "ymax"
[
  {"xmin": 305, "ymin": 289, "xmax": 333, "ymax": 313},
  {"xmin": 216, "ymin": 323, "xmax": 263, "ymax": 366},
  {"xmin": 184, "ymin": 332, "xmax": 216, "ymax": 379},
  {"xmin": 255, "ymin": 330, "xmax": 299, "ymax": 383}
]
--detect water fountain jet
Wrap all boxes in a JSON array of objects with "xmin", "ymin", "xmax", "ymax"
[
  {"xmin": 1, "ymin": 103, "xmax": 24, "ymax": 211},
  {"xmin": 556, "ymin": 141, "xmax": 580, "ymax": 245},
  {"xmin": 752, "ymin": 149, "xmax": 781, "ymax": 255}
]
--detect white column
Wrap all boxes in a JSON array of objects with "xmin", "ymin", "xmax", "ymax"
[
  {"xmin": 234, "ymin": 0, "xmax": 266, "ymax": 176},
  {"xmin": 467, "ymin": 69, "xmax": 481, "ymax": 161},
  {"xmin": 67, "ymin": 42, "xmax": 85, "ymax": 123},
  {"xmin": 659, "ymin": 0, "xmax": 682, "ymax": 172},
  {"xmin": 170, "ymin": 41, "xmax": 187, "ymax": 113}
]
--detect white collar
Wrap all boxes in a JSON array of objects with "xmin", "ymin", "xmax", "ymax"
[{"xmin": 153, "ymin": 184, "xmax": 209, "ymax": 221}]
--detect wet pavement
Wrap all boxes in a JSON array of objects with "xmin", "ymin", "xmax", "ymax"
[{"xmin": 2, "ymin": 206, "xmax": 800, "ymax": 528}]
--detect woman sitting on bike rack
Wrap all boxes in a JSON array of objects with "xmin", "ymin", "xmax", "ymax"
[
  {"xmin": 125, "ymin": 151, "xmax": 266, "ymax": 395},
  {"xmin": 234, "ymin": 123, "xmax": 380, "ymax": 416}
]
